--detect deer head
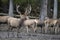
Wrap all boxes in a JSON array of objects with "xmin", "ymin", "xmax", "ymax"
[{"xmin": 16, "ymin": 4, "xmax": 32, "ymax": 19}]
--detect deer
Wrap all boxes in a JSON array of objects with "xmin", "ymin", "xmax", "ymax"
[
  {"xmin": 16, "ymin": 4, "xmax": 41, "ymax": 33},
  {"xmin": 44, "ymin": 17, "xmax": 58, "ymax": 33},
  {"xmin": 20, "ymin": 4, "xmax": 45, "ymax": 33},
  {"xmin": 7, "ymin": 4, "xmax": 30, "ymax": 32},
  {"xmin": 23, "ymin": 19, "xmax": 41, "ymax": 33},
  {"xmin": 12, "ymin": 4, "xmax": 42, "ymax": 33},
  {"xmin": 0, "ymin": 16, "xmax": 10, "ymax": 24},
  {"xmin": 54, "ymin": 18, "xmax": 60, "ymax": 34}
]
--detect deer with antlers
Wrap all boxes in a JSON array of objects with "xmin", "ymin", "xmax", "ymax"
[
  {"xmin": 16, "ymin": 4, "xmax": 41, "ymax": 33},
  {"xmin": 22, "ymin": 5, "xmax": 44, "ymax": 33},
  {"xmin": 7, "ymin": 4, "xmax": 29, "ymax": 32}
]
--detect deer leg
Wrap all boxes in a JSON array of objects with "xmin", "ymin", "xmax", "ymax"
[
  {"xmin": 55, "ymin": 24, "xmax": 59, "ymax": 34},
  {"xmin": 26, "ymin": 26, "xmax": 28, "ymax": 33},
  {"xmin": 9, "ymin": 26, "xmax": 13, "ymax": 31},
  {"xmin": 55, "ymin": 27, "xmax": 58, "ymax": 34},
  {"xmin": 8, "ymin": 22, "xmax": 10, "ymax": 31},
  {"xmin": 8, "ymin": 25, "xmax": 10, "ymax": 31},
  {"xmin": 31, "ymin": 23, "xmax": 37, "ymax": 32},
  {"xmin": 34, "ymin": 23, "xmax": 37, "ymax": 32},
  {"xmin": 32, "ymin": 25, "xmax": 35, "ymax": 32},
  {"xmin": 17, "ymin": 27, "xmax": 20, "ymax": 33},
  {"xmin": 8, "ymin": 24, "xmax": 12, "ymax": 31},
  {"xmin": 45, "ymin": 23, "xmax": 49, "ymax": 33},
  {"xmin": 34, "ymin": 27, "xmax": 37, "ymax": 33}
]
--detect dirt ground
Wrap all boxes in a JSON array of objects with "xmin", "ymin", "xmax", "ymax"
[
  {"xmin": 0, "ymin": 24, "xmax": 60, "ymax": 34},
  {"xmin": 0, "ymin": 24, "xmax": 60, "ymax": 40}
]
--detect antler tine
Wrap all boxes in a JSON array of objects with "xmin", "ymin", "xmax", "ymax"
[
  {"xmin": 28, "ymin": 5, "xmax": 32, "ymax": 14},
  {"xmin": 24, "ymin": 4, "xmax": 32, "ymax": 16},
  {"xmin": 16, "ymin": 4, "xmax": 22, "ymax": 17}
]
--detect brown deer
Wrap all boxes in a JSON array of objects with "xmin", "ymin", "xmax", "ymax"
[
  {"xmin": 44, "ymin": 17, "xmax": 58, "ymax": 33},
  {"xmin": 7, "ymin": 4, "xmax": 30, "ymax": 32}
]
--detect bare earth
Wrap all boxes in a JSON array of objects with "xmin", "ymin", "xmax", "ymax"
[{"xmin": 0, "ymin": 24, "xmax": 60, "ymax": 40}]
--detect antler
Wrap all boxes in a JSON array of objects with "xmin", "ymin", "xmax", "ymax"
[
  {"xmin": 16, "ymin": 4, "xmax": 22, "ymax": 17},
  {"xmin": 24, "ymin": 4, "xmax": 32, "ymax": 16}
]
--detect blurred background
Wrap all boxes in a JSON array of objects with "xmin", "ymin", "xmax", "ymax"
[{"xmin": 0, "ymin": 0, "xmax": 60, "ymax": 18}]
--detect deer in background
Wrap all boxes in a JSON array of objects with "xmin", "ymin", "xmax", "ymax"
[
  {"xmin": 0, "ymin": 16, "xmax": 10, "ymax": 24},
  {"xmin": 44, "ymin": 17, "xmax": 58, "ymax": 33}
]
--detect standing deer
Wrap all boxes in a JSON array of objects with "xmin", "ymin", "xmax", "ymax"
[
  {"xmin": 7, "ymin": 4, "xmax": 30, "ymax": 32},
  {"xmin": 0, "ymin": 16, "xmax": 10, "ymax": 24},
  {"xmin": 55, "ymin": 18, "xmax": 60, "ymax": 34},
  {"xmin": 23, "ymin": 19, "xmax": 41, "ymax": 33},
  {"xmin": 16, "ymin": 4, "xmax": 42, "ymax": 33},
  {"xmin": 16, "ymin": 4, "xmax": 39, "ymax": 33},
  {"xmin": 44, "ymin": 17, "xmax": 58, "ymax": 33}
]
